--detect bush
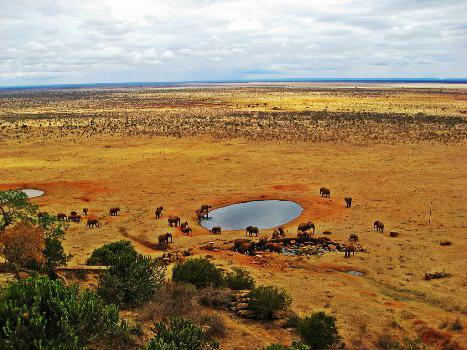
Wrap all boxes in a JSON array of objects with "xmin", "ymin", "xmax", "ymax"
[
  {"xmin": 172, "ymin": 257, "xmax": 223, "ymax": 289},
  {"xmin": 145, "ymin": 317, "xmax": 219, "ymax": 350},
  {"xmin": 0, "ymin": 276, "xmax": 123, "ymax": 350},
  {"xmin": 297, "ymin": 311, "xmax": 340, "ymax": 349},
  {"xmin": 0, "ymin": 222, "xmax": 46, "ymax": 269},
  {"xmin": 247, "ymin": 286, "xmax": 291, "ymax": 319},
  {"xmin": 98, "ymin": 253, "xmax": 166, "ymax": 307},
  {"xmin": 158, "ymin": 282, "xmax": 198, "ymax": 318},
  {"xmin": 197, "ymin": 314, "xmax": 226, "ymax": 339},
  {"xmin": 264, "ymin": 342, "xmax": 311, "ymax": 350},
  {"xmin": 86, "ymin": 240, "xmax": 137, "ymax": 266},
  {"xmin": 376, "ymin": 335, "xmax": 426, "ymax": 350},
  {"xmin": 44, "ymin": 236, "xmax": 70, "ymax": 271},
  {"xmin": 198, "ymin": 286, "xmax": 233, "ymax": 308},
  {"xmin": 224, "ymin": 267, "xmax": 255, "ymax": 290}
]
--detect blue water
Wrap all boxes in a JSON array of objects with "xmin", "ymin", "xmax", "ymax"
[
  {"xmin": 1, "ymin": 78, "xmax": 466, "ymax": 90},
  {"xmin": 201, "ymin": 200, "xmax": 303, "ymax": 231}
]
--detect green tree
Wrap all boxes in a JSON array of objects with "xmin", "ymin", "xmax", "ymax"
[
  {"xmin": 0, "ymin": 190, "xmax": 37, "ymax": 229},
  {"xmin": 172, "ymin": 257, "xmax": 224, "ymax": 289},
  {"xmin": 297, "ymin": 311, "xmax": 340, "ymax": 349},
  {"xmin": 0, "ymin": 276, "xmax": 123, "ymax": 350},
  {"xmin": 86, "ymin": 240, "xmax": 137, "ymax": 266},
  {"xmin": 98, "ymin": 253, "xmax": 166, "ymax": 307},
  {"xmin": 0, "ymin": 190, "xmax": 71, "ymax": 272},
  {"xmin": 247, "ymin": 286, "xmax": 292, "ymax": 319}
]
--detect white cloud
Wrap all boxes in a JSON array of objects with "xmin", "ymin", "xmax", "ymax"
[{"xmin": 0, "ymin": 0, "xmax": 466, "ymax": 85}]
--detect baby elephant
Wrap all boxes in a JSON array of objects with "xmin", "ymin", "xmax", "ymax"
[
  {"xmin": 168, "ymin": 216, "xmax": 181, "ymax": 227},
  {"xmin": 320, "ymin": 187, "xmax": 331, "ymax": 198},
  {"xmin": 344, "ymin": 197, "xmax": 352, "ymax": 208},
  {"xmin": 109, "ymin": 207, "xmax": 120, "ymax": 216},
  {"xmin": 373, "ymin": 220, "xmax": 384, "ymax": 232},
  {"xmin": 86, "ymin": 219, "xmax": 99, "ymax": 228},
  {"xmin": 211, "ymin": 226, "xmax": 222, "ymax": 235},
  {"xmin": 155, "ymin": 206, "xmax": 164, "ymax": 219}
]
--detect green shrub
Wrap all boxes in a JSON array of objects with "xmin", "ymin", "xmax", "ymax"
[
  {"xmin": 86, "ymin": 240, "xmax": 137, "ymax": 266},
  {"xmin": 98, "ymin": 253, "xmax": 166, "ymax": 307},
  {"xmin": 264, "ymin": 342, "xmax": 311, "ymax": 350},
  {"xmin": 247, "ymin": 286, "xmax": 291, "ymax": 319},
  {"xmin": 0, "ymin": 276, "xmax": 122, "ymax": 350},
  {"xmin": 44, "ymin": 236, "xmax": 71, "ymax": 271},
  {"xmin": 297, "ymin": 311, "xmax": 340, "ymax": 349},
  {"xmin": 224, "ymin": 267, "xmax": 255, "ymax": 290},
  {"xmin": 172, "ymin": 257, "xmax": 223, "ymax": 289},
  {"xmin": 145, "ymin": 317, "xmax": 219, "ymax": 350}
]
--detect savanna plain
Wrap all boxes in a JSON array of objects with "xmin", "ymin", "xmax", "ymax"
[{"xmin": 0, "ymin": 83, "xmax": 466, "ymax": 349}]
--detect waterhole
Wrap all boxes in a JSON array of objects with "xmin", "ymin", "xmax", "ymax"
[{"xmin": 201, "ymin": 200, "xmax": 303, "ymax": 231}]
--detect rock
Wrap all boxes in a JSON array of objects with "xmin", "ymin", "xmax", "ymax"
[
  {"xmin": 440, "ymin": 241, "xmax": 452, "ymax": 246},
  {"xmin": 390, "ymin": 231, "xmax": 399, "ymax": 237}
]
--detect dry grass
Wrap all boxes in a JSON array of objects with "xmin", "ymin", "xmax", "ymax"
[{"xmin": 0, "ymin": 85, "xmax": 466, "ymax": 349}]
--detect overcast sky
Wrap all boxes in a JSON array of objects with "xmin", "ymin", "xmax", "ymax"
[{"xmin": 1, "ymin": 0, "xmax": 466, "ymax": 86}]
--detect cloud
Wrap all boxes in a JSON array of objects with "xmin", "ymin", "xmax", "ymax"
[{"xmin": 0, "ymin": 0, "xmax": 466, "ymax": 85}]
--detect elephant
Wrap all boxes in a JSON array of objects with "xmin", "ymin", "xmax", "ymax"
[
  {"xmin": 272, "ymin": 230, "xmax": 280, "ymax": 239},
  {"xmin": 349, "ymin": 233, "xmax": 359, "ymax": 242},
  {"xmin": 37, "ymin": 211, "xmax": 48, "ymax": 219},
  {"xmin": 180, "ymin": 221, "xmax": 189, "ymax": 229},
  {"xmin": 344, "ymin": 243, "xmax": 356, "ymax": 258},
  {"xmin": 155, "ymin": 206, "xmax": 164, "ymax": 219},
  {"xmin": 265, "ymin": 242, "xmax": 282, "ymax": 253},
  {"xmin": 68, "ymin": 214, "xmax": 81, "ymax": 223},
  {"xmin": 344, "ymin": 197, "xmax": 352, "ymax": 208},
  {"xmin": 83, "ymin": 208, "xmax": 88, "ymax": 216},
  {"xmin": 256, "ymin": 237, "xmax": 268, "ymax": 250},
  {"xmin": 109, "ymin": 207, "xmax": 120, "ymax": 216},
  {"xmin": 297, "ymin": 231, "xmax": 311, "ymax": 242},
  {"xmin": 158, "ymin": 232, "xmax": 173, "ymax": 246},
  {"xmin": 277, "ymin": 226, "xmax": 285, "ymax": 236},
  {"xmin": 211, "ymin": 226, "xmax": 222, "ymax": 235},
  {"xmin": 70, "ymin": 211, "xmax": 78, "ymax": 217},
  {"xmin": 181, "ymin": 226, "xmax": 192, "ymax": 235},
  {"xmin": 320, "ymin": 187, "xmax": 331, "ymax": 197},
  {"xmin": 57, "ymin": 213, "xmax": 67, "ymax": 221},
  {"xmin": 374, "ymin": 220, "xmax": 384, "ymax": 232},
  {"xmin": 86, "ymin": 219, "xmax": 99, "ymax": 228},
  {"xmin": 168, "ymin": 216, "xmax": 181, "ymax": 227},
  {"xmin": 245, "ymin": 226, "xmax": 259, "ymax": 237},
  {"xmin": 196, "ymin": 210, "xmax": 203, "ymax": 224},
  {"xmin": 237, "ymin": 241, "xmax": 256, "ymax": 255},
  {"xmin": 233, "ymin": 239, "xmax": 251, "ymax": 250},
  {"xmin": 298, "ymin": 221, "xmax": 315, "ymax": 234}
]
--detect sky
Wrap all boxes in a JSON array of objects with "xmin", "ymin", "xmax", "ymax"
[{"xmin": 1, "ymin": 0, "xmax": 466, "ymax": 86}]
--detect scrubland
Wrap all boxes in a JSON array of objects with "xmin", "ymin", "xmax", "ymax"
[{"xmin": 0, "ymin": 84, "xmax": 466, "ymax": 349}]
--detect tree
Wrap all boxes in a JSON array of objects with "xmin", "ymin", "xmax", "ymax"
[
  {"xmin": 0, "ymin": 222, "xmax": 45, "ymax": 269},
  {"xmin": 0, "ymin": 190, "xmax": 37, "ymax": 229},
  {"xmin": 172, "ymin": 257, "xmax": 224, "ymax": 289},
  {"xmin": 0, "ymin": 191, "xmax": 71, "ymax": 272},
  {"xmin": 86, "ymin": 240, "xmax": 137, "ymax": 266},
  {"xmin": 98, "ymin": 253, "xmax": 166, "ymax": 307},
  {"xmin": 297, "ymin": 312, "xmax": 340, "ymax": 349},
  {"xmin": 247, "ymin": 286, "xmax": 292, "ymax": 319},
  {"xmin": 0, "ymin": 276, "xmax": 123, "ymax": 350}
]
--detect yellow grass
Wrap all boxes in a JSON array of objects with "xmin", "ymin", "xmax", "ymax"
[{"xmin": 0, "ymin": 85, "xmax": 466, "ymax": 349}]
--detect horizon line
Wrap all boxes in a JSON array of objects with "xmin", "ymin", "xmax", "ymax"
[{"xmin": 1, "ymin": 77, "xmax": 467, "ymax": 90}]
